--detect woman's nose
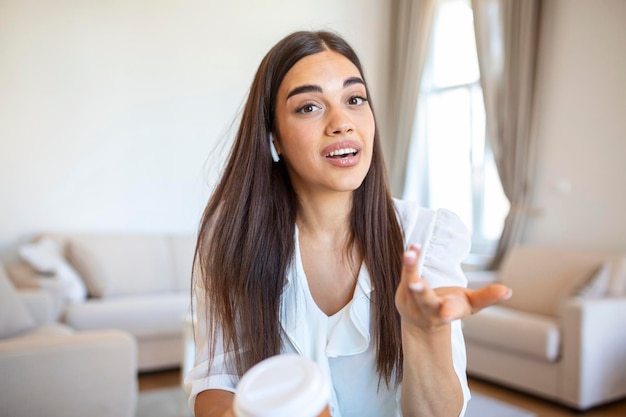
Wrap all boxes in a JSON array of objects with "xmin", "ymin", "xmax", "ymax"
[{"xmin": 325, "ymin": 106, "xmax": 355, "ymax": 136}]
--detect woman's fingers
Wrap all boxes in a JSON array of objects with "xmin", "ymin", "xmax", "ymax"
[
  {"xmin": 398, "ymin": 247, "xmax": 447, "ymax": 328},
  {"xmin": 466, "ymin": 284, "xmax": 512, "ymax": 313},
  {"xmin": 408, "ymin": 276, "xmax": 443, "ymax": 313},
  {"xmin": 435, "ymin": 284, "xmax": 512, "ymax": 321},
  {"xmin": 398, "ymin": 246, "xmax": 512, "ymax": 329},
  {"xmin": 404, "ymin": 248, "xmax": 441, "ymax": 310}
]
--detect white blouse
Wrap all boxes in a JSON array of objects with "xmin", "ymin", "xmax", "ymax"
[{"xmin": 184, "ymin": 199, "xmax": 471, "ymax": 417}]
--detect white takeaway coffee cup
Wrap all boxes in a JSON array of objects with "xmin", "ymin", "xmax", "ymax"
[{"xmin": 233, "ymin": 354, "xmax": 331, "ymax": 417}]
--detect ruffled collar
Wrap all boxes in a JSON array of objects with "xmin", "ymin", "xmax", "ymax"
[{"xmin": 280, "ymin": 225, "xmax": 373, "ymax": 358}]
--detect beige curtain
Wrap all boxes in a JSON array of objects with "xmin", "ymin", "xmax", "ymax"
[
  {"xmin": 386, "ymin": 0, "xmax": 437, "ymax": 196},
  {"xmin": 472, "ymin": 0, "xmax": 542, "ymax": 268}
]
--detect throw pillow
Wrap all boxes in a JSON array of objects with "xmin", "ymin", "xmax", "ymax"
[
  {"xmin": 574, "ymin": 261, "xmax": 611, "ymax": 298},
  {"xmin": 65, "ymin": 239, "xmax": 107, "ymax": 298},
  {"xmin": 18, "ymin": 238, "xmax": 87, "ymax": 304},
  {"xmin": 497, "ymin": 246, "xmax": 612, "ymax": 316},
  {"xmin": 607, "ymin": 256, "xmax": 626, "ymax": 297},
  {"xmin": 6, "ymin": 262, "xmax": 40, "ymax": 289},
  {"xmin": 0, "ymin": 262, "xmax": 36, "ymax": 338}
]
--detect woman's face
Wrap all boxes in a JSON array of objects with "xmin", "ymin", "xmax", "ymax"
[{"xmin": 273, "ymin": 50, "xmax": 375, "ymax": 199}]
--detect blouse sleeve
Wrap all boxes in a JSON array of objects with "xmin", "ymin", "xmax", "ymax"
[
  {"xmin": 398, "ymin": 202, "xmax": 472, "ymax": 417},
  {"xmin": 416, "ymin": 208, "xmax": 470, "ymax": 289},
  {"xmin": 183, "ymin": 278, "xmax": 240, "ymax": 412}
]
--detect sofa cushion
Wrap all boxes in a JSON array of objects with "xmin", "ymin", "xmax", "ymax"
[
  {"xmin": 63, "ymin": 294, "xmax": 189, "ymax": 340},
  {"xmin": 496, "ymin": 246, "xmax": 622, "ymax": 316},
  {"xmin": 0, "ymin": 263, "xmax": 36, "ymax": 339},
  {"xmin": 463, "ymin": 305, "xmax": 560, "ymax": 362},
  {"xmin": 18, "ymin": 291, "xmax": 57, "ymax": 325},
  {"xmin": 66, "ymin": 235, "xmax": 175, "ymax": 297},
  {"xmin": 10, "ymin": 323, "xmax": 76, "ymax": 339}
]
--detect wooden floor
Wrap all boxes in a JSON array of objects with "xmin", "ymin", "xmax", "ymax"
[
  {"xmin": 468, "ymin": 377, "xmax": 626, "ymax": 417},
  {"xmin": 140, "ymin": 368, "xmax": 626, "ymax": 417},
  {"xmin": 138, "ymin": 367, "xmax": 183, "ymax": 392}
]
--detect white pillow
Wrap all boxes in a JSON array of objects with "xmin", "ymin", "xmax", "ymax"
[
  {"xmin": 19, "ymin": 238, "xmax": 87, "ymax": 304},
  {"xmin": 575, "ymin": 261, "xmax": 611, "ymax": 298},
  {"xmin": 607, "ymin": 256, "xmax": 626, "ymax": 297},
  {"xmin": 0, "ymin": 262, "xmax": 35, "ymax": 338}
]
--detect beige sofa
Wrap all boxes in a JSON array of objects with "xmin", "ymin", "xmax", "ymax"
[
  {"xmin": 8, "ymin": 233, "xmax": 196, "ymax": 372},
  {"xmin": 1, "ymin": 262, "xmax": 137, "ymax": 417},
  {"xmin": 463, "ymin": 246, "xmax": 626, "ymax": 410}
]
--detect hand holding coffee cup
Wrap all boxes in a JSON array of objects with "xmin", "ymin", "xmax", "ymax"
[{"xmin": 233, "ymin": 354, "xmax": 331, "ymax": 417}]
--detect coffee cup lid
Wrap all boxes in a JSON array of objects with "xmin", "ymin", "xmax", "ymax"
[{"xmin": 233, "ymin": 354, "xmax": 330, "ymax": 417}]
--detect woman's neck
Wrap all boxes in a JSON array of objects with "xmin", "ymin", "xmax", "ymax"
[
  {"xmin": 295, "ymin": 191, "xmax": 361, "ymax": 316},
  {"xmin": 295, "ymin": 191, "xmax": 353, "ymax": 240}
]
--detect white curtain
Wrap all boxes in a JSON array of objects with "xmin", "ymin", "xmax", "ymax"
[
  {"xmin": 472, "ymin": 0, "xmax": 542, "ymax": 268},
  {"xmin": 386, "ymin": 0, "xmax": 437, "ymax": 196}
]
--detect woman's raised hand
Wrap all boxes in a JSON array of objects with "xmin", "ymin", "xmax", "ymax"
[{"xmin": 394, "ymin": 245, "xmax": 512, "ymax": 332}]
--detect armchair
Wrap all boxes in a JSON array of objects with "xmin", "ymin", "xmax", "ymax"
[{"xmin": 462, "ymin": 246, "xmax": 626, "ymax": 410}]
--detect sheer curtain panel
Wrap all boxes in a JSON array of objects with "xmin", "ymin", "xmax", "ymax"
[
  {"xmin": 471, "ymin": 0, "xmax": 542, "ymax": 268},
  {"xmin": 386, "ymin": 0, "xmax": 437, "ymax": 196}
]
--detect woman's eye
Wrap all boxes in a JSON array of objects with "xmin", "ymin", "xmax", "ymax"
[
  {"xmin": 348, "ymin": 96, "xmax": 367, "ymax": 106},
  {"xmin": 296, "ymin": 103, "xmax": 319, "ymax": 114}
]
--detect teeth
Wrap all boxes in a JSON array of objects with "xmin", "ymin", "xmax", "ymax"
[{"xmin": 327, "ymin": 148, "xmax": 357, "ymax": 157}]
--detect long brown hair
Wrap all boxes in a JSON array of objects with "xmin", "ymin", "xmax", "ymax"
[{"xmin": 194, "ymin": 30, "xmax": 405, "ymax": 387}]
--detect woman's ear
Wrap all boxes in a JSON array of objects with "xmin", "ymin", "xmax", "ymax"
[{"xmin": 269, "ymin": 133, "xmax": 280, "ymax": 162}]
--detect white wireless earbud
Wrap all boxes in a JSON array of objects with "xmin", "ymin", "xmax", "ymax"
[{"xmin": 269, "ymin": 133, "xmax": 280, "ymax": 163}]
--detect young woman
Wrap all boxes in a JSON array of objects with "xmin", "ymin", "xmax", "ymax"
[{"xmin": 185, "ymin": 30, "xmax": 511, "ymax": 417}]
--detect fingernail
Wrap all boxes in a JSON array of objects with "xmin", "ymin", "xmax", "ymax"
[
  {"xmin": 409, "ymin": 281, "xmax": 424, "ymax": 292},
  {"xmin": 503, "ymin": 289, "xmax": 513, "ymax": 300},
  {"xmin": 404, "ymin": 249, "xmax": 417, "ymax": 265},
  {"xmin": 409, "ymin": 244, "xmax": 422, "ymax": 252}
]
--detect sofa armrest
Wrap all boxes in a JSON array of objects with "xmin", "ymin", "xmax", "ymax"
[
  {"xmin": 559, "ymin": 297, "xmax": 626, "ymax": 409},
  {"xmin": 0, "ymin": 329, "xmax": 138, "ymax": 417}
]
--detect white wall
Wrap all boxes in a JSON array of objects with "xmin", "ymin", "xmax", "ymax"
[
  {"xmin": 523, "ymin": 0, "xmax": 626, "ymax": 252},
  {"xmin": 3, "ymin": 0, "xmax": 624, "ymax": 256},
  {"xmin": 0, "ymin": 0, "xmax": 391, "ymax": 250}
]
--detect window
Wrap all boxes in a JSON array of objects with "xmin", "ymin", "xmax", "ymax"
[{"xmin": 403, "ymin": 0, "xmax": 509, "ymax": 255}]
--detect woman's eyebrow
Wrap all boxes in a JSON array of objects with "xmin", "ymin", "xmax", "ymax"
[
  {"xmin": 344, "ymin": 76, "xmax": 365, "ymax": 88},
  {"xmin": 287, "ymin": 84, "xmax": 322, "ymax": 99},
  {"xmin": 286, "ymin": 76, "xmax": 366, "ymax": 100}
]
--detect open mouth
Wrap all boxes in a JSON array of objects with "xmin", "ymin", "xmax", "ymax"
[{"xmin": 325, "ymin": 148, "xmax": 358, "ymax": 159}]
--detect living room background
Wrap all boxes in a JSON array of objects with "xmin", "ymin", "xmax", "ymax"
[
  {"xmin": 0, "ymin": 0, "xmax": 624, "ymax": 257},
  {"xmin": 0, "ymin": 0, "xmax": 391, "ymax": 254}
]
